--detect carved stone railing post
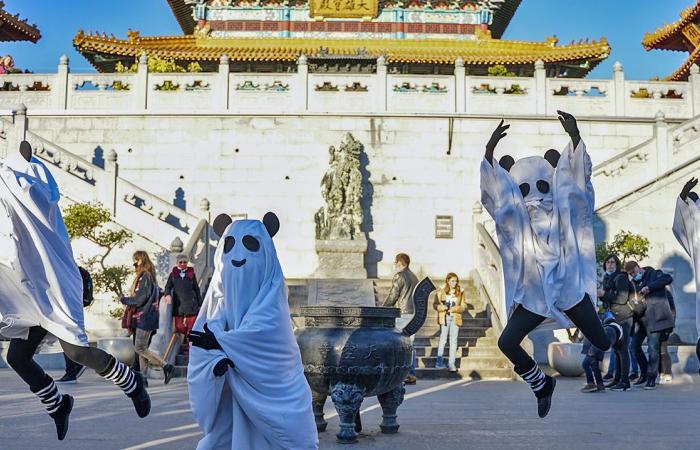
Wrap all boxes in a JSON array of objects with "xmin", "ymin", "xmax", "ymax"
[
  {"xmin": 471, "ymin": 201, "xmax": 483, "ymax": 264},
  {"xmin": 534, "ymin": 59, "xmax": 546, "ymax": 115},
  {"xmin": 296, "ymin": 54, "xmax": 309, "ymax": 112},
  {"xmin": 689, "ymin": 64, "xmax": 700, "ymax": 117},
  {"xmin": 53, "ymin": 55, "xmax": 69, "ymax": 110},
  {"xmin": 454, "ymin": 57, "xmax": 466, "ymax": 113},
  {"xmin": 217, "ymin": 54, "xmax": 229, "ymax": 110},
  {"xmin": 11, "ymin": 103, "xmax": 27, "ymax": 152},
  {"xmin": 102, "ymin": 149, "xmax": 119, "ymax": 215},
  {"xmin": 655, "ymin": 110, "xmax": 668, "ymax": 173},
  {"xmin": 133, "ymin": 54, "xmax": 148, "ymax": 110},
  {"xmin": 613, "ymin": 61, "xmax": 625, "ymax": 117},
  {"xmin": 376, "ymin": 55, "xmax": 387, "ymax": 113},
  {"xmin": 199, "ymin": 197, "xmax": 210, "ymax": 222},
  {"xmin": 170, "ymin": 236, "xmax": 184, "ymax": 269}
]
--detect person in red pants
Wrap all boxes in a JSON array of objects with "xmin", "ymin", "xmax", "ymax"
[{"xmin": 164, "ymin": 254, "xmax": 202, "ymax": 354}]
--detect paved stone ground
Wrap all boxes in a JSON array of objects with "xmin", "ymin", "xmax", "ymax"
[{"xmin": 1, "ymin": 369, "xmax": 699, "ymax": 449}]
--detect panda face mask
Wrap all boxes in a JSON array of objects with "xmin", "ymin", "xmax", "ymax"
[{"xmin": 509, "ymin": 156, "xmax": 555, "ymax": 216}]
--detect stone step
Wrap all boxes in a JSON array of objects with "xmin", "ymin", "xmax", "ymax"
[
  {"xmin": 419, "ymin": 317, "xmax": 492, "ymax": 329},
  {"xmin": 415, "ymin": 345, "xmax": 502, "ymax": 358},
  {"xmin": 415, "ymin": 367, "xmax": 513, "ymax": 380},
  {"xmin": 417, "ymin": 356, "xmax": 510, "ymax": 369},
  {"xmin": 414, "ymin": 336, "xmax": 497, "ymax": 347},
  {"xmin": 415, "ymin": 327, "xmax": 494, "ymax": 339}
]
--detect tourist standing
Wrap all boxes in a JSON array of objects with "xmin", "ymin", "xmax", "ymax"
[
  {"xmin": 163, "ymin": 254, "xmax": 202, "ymax": 354},
  {"xmin": 433, "ymin": 273, "xmax": 467, "ymax": 372},
  {"xmin": 121, "ymin": 250, "xmax": 174, "ymax": 384},
  {"xmin": 383, "ymin": 253, "xmax": 419, "ymax": 384},
  {"xmin": 597, "ymin": 254, "xmax": 634, "ymax": 391},
  {"xmin": 625, "ymin": 261, "xmax": 674, "ymax": 390}
]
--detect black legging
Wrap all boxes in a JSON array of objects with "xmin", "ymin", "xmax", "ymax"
[
  {"xmin": 498, "ymin": 295, "xmax": 610, "ymax": 372},
  {"xmin": 611, "ymin": 317, "xmax": 633, "ymax": 384},
  {"xmin": 7, "ymin": 326, "xmax": 113, "ymax": 391}
]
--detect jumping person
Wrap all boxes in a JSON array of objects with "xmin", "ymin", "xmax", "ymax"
[
  {"xmin": 673, "ymin": 176, "xmax": 700, "ymax": 376},
  {"xmin": 480, "ymin": 112, "xmax": 618, "ymax": 417},
  {"xmin": 0, "ymin": 141, "xmax": 150, "ymax": 441}
]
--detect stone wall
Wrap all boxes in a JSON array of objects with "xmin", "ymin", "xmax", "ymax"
[{"xmin": 24, "ymin": 113, "xmax": 657, "ymax": 280}]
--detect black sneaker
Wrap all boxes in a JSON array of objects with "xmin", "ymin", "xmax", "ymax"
[
  {"xmin": 534, "ymin": 376, "xmax": 556, "ymax": 418},
  {"xmin": 49, "ymin": 394, "xmax": 74, "ymax": 440},
  {"xmin": 610, "ymin": 382, "xmax": 631, "ymax": 392},
  {"xmin": 644, "ymin": 378, "xmax": 657, "ymax": 390},
  {"xmin": 629, "ymin": 372, "xmax": 639, "ymax": 381},
  {"xmin": 163, "ymin": 363, "xmax": 175, "ymax": 385},
  {"xmin": 604, "ymin": 379, "xmax": 619, "ymax": 388},
  {"xmin": 127, "ymin": 372, "xmax": 151, "ymax": 418},
  {"xmin": 55, "ymin": 374, "xmax": 77, "ymax": 384},
  {"xmin": 633, "ymin": 375, "xmax": 648, "ymax": 387},
  {"xmin": 602, "ymin": 373, "xmax": 614, "ymax": 381}
]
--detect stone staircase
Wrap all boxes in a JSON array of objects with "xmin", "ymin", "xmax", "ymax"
[{"xmin": 374, "ymin": 277, "xmax": 513, "ymax": 380}]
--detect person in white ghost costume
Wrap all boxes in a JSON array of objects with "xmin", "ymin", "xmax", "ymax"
[
  {"xmin": 0, "ymin": 141, "xmax": 151, "ymax": 442},
  {"xmin": 672, "ymin": 176, "xmax": 700, "ymax": 373},
  {"xmin": 187, "ymin": 212, "xmax": 318, "ymax": 450},
  {"xmin": 480, "ymin": 111, "xmax": 620, "ymax": 418}
]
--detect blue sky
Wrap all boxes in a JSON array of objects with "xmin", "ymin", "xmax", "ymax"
[{"xmin": 1, "ymin": 0, "xmax": 693, "ymax": 80}]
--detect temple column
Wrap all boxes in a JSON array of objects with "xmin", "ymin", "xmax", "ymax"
[
  {"xmin": 534, "ymin": 59, "xmax": 546, "ymax": 115},
  {"xmin": 296, "ymin": 54, "xmax": 309, "ymax": 112},
  {"xmin": 217, "ymin": 54, "xmax": 230, "ymax": 110},
  {"xmin": 454, "ymin": 57, "xmax": 465, "ymax": 113},
  {"xmin": 689, "ymin": 64, "xmax": 700, "ymax": 116},
  {"xmin": 52, "ymin": 55, "xmax": 69, "ymax": 110},
  {"xmin": 376, "ymin": 56, "xmax": 387, "ymax": 113},
  {"xmin": 613, "ymin": 61, "xmax": 625, "ymax": 117},
  {"xmin": 132, "ymin": 54, "xmax": 148, "ymax": 111}
]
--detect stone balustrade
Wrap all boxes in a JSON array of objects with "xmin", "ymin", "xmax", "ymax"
[
  {"xmin": 2, "ymin": 109, "xmax": 207, "ymax": 250},
  {"xmin": 3, "ymin": 55, "xmax": 700, "ymax": 119}
]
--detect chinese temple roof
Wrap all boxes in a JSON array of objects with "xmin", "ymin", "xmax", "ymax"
[
  {"xmin": 642, "ymin": 0, "xmax": 700, "ymax": 80},
  {"xmin": 642, "ymin": 1, "xmax": 700, "ymax": 51},
  {"xmin": 73, "ymin": 30, "xmax": 609, "ymax": 73},
  {"xmin": 166, "ymin": 0, "xmax": 521, "ymax": 38},
  {"xmin": 0, "ymin": 1, "xmax": 40, "ymax": 42}
]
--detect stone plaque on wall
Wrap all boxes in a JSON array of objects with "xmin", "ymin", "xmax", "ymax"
[{"xmin": 435, "ymin": 215, "xmax": 453, "ymax": 239}]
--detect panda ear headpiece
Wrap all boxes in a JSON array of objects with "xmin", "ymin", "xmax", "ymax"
[
  {"xmin": 544, "ymin": 149, "xmax": 560, "ymax": 168},
  {"xmin": 212, "ymin": 212, "xmax": 280, "ymax": 238},
  {"xmin": 498, "ymin": 155, "xmax": 515, "ymax": 172}
]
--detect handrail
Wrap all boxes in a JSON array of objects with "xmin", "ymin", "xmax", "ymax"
[{"xmin": 473, "ymin": 221, "xmax": 507, "ymax": 332}]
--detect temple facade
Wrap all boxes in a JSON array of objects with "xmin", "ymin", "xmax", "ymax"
[
  {"xmin": 74, "ymin": 0, "xmax": 609, "ymax": 76},
  {"xmin": 643, "ymin": 0, "xmax": 700, "ymax": 80},
  {"xmin": 0, "ymin": 1, "xmax": 40, "ymax": 43}
]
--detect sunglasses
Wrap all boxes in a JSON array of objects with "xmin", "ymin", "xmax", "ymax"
[{"xmin": 177, "ymin": 260, "xmax": 188, "ymax": 264}]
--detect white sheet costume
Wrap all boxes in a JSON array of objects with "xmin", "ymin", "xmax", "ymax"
[
  {"xmin": 188, "ymin": 218, "xmax": 318, "ymax": 450},
  {"xmin": 480, "ymin": 140, "xmax": 596, "ymax": 325},
  {"xmin": 0, "ymin": 153, "xmax": 86, "ymax": 346},
  {"xmin": 672, "ymin": 196, "xmax": 700, "ymax": 338}
]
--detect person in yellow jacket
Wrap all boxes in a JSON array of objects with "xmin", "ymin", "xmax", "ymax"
[{"xmin": 433, "ymin": 273, "xmax": 467, "ymax": 372}]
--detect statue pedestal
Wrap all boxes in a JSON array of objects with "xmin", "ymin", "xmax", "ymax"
[{"xmin": 315, "ymin": 238, "xmax": 367, "ymax": 279}]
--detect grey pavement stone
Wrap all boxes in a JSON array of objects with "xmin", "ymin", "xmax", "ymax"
[{"xmin": 0, "ymin": 369, "xmax": 698, "ymax": 449}]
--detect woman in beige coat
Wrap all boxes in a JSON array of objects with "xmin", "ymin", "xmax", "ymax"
[{"xmin": 433, "ymin": 273, "xmax": 467, "ymax": 371}]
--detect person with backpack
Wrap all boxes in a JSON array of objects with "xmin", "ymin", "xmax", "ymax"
[
  {"xmin": 163, "ymin": 254, "xmax": 202, "ymax": 354},
  {"xmin": 120, "ymin": 250, "xmax": 174, "ymax": 385},
  {"xmin": 56, "ymin": 267, "xmax": 94, "ymax": 384},
  {"xmin": 624, "ymin": 260, "xmax": 675, "ymax": 390},
  {"xmin": 597, "ymin": 254, "xmax": 634, "ymax": 391}
]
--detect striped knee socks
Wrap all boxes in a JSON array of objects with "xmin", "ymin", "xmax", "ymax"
[
  {"xmin": 520, "ymin": 363, "xmax": 547, "ymax": 393},
  {"xmin": 102, "ymin": 359, "xmax": 137, "ymax": 395},
  {"xmin": 33, "ymin": 380, "xmax": 63, "ymax": 414}
]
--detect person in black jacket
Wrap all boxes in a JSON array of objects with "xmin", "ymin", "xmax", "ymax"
[
  {"xmin": 163, "ymin": 254, "xmax": 202, "ymax": 354},
  {"xmin": 624, "ymin": 261, "xmax": 674, "ymax": 390},
  {"xmin": 120, "ymin": 251, "xmax": 174, "ymax": 384},
  {"xmin": 597, "ymin": 254, "xmax": 634, "ymax": 391}
]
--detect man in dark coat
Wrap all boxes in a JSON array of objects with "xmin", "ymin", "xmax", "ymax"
[{"xmin": 624, "ymin": 261, "xmax": 674, "ymax": 390}]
